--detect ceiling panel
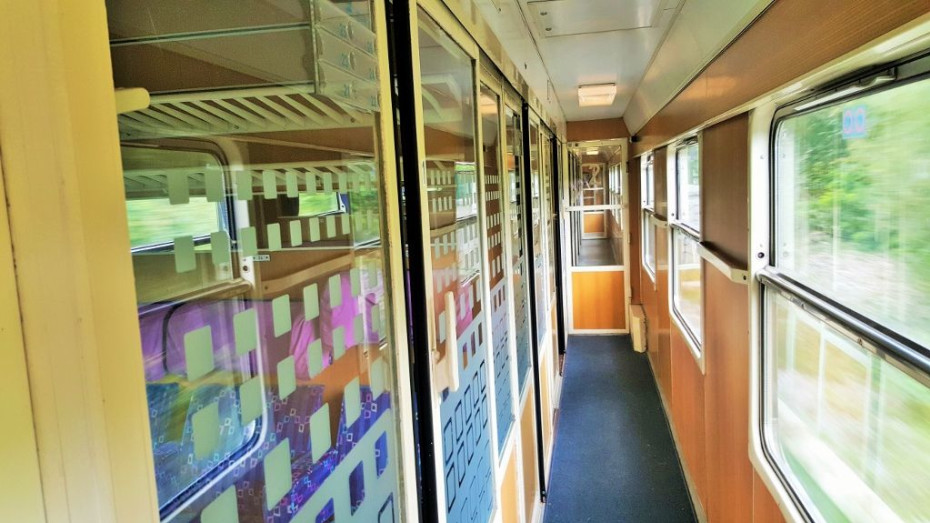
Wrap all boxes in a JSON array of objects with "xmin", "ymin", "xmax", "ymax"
[{"xmin": 527, "ymin": 0, "xmax": 662, "ymax": 37}]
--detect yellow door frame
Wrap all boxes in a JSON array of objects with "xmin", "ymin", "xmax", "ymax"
[{"xmin": 0, "ymin": 1, "xmax": 159, "ymax": 521}]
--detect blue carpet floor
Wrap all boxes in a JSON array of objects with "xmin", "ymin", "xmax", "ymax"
[{"xmin": 544, "ymin": 335, "xmax": 696, "ymax": 523}]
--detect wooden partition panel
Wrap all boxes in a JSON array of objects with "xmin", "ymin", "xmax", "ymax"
[
  {"xmin": 653, "ymin": 226, "xmax": 671, "ymax": 397},
  {"xmin": 631, "ymin": 0, "xmax": 930, "ymax": 156},
  {"xmin": 501, "ymin": 450, "xmax": 520, "ymax": 523},
  {"xmin": 701, "ymin": 113, "xmax": 756, "ymax": 522},
  {"xmin": 703, "ymin": 269, "xmax": 752, "ymax": 521},
  {"xmin": 582, "ymin": 213, "xmax": 606, "ymax": 235},
  {"xmin": 670, "ymin": 325, "xmax": 707, "ymax": 502},
  {"xmin": 520, "ymin": 393, "xmax": 538, "ymax": 520},
  {"xmin": 566, "ymin": 118, "xmax": 630, "ymax": 142},
  {"xmin": 753, "ymin": 473, "xmax": 786, "ymax": 523},
  {"xmin": 571, "ymin": 271, "xmax": 626, "ymax": 330},
  {"xmin": 702, "ymin": 115, "xmax": 750, "ymax": 267}
]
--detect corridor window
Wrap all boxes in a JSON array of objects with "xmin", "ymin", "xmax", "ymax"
[
  {"xmin": 671, "ymin": 229, "xmax": 702, "ymax": 345},
  {"xmin": 670, "ymin": 138, "xmax": 702, "ymax": 355},
  {"xmin": 641, "ymin": 154, "xmax": 657, "ymax": 282},
  {"xmin": 642, "ymin": 212, "xmax": 656, "ymax": 281},
  {"xmin": 763, "ymin": 64, "xmax": 930, "ymax": 522},
  {"xmin": 642, "ymin": 154, "xmax": 654, "ymax": 209},
  {"xmin": 674, "ymin": 140, "xmax": 700, "ymax": 232}
]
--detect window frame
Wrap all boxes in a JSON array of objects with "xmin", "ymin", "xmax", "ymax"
[
  {"xmin": 642, "ymin": 209, "xmax": 657, "ymax": 283},
  {"xmin": 758, "ymin": 51, "xmax": 930, "ymax": 523},
  {"xmin": 641, "ymin": 153, "xmax": 657, "ymax": 283},
  {"xmin": 669, "ymin": 136, "xmax": 704, "ymax": 364}
]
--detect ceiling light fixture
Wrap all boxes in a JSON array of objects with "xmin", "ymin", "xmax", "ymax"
[{"xmin": 578, "ymin": 83, "xmax": 617, "ymax": 107}]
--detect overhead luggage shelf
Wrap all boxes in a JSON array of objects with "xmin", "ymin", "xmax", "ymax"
[{"xmin": 118, "ymin": 85, "xmax": 377, "ymax": 140}]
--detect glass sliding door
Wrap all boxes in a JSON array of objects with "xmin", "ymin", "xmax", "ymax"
[
  {"xmin": 480, "ymin": 84, "xmax": 515, "ymax": 454},
  {"xmin": 506, "ymin": 102, "xmax": 533, "ymax": 394},
  {"xmin": 108, "ymin": 0, "xmax": 411, "ymax": 520},
  {"xmin": 415, "ymin": 9, "xmax": 495, "ymax": 522},
  {"xmin": 528, "ymin": 120, "xmax": 550, "ymax": 347}
]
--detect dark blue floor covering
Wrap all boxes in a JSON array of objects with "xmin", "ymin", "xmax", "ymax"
[{"xmin": 544, "ymin": 335, "xmax": 696, "ymax": 523}]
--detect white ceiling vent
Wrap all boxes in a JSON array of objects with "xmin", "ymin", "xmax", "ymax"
[{"xmin": 528, "ymin": 0, "xmax": 663, "ymax": 37}]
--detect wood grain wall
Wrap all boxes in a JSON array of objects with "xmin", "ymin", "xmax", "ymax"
[
  {"xmin": 631, "ymin": 0, "xmax": 930, "ymax": 157},
  {"xmin": 566, "ymin": 118, "xmax": 630, "ymax": 142},
  {"xmin": 571, "ymin": 271, "xmax": 626, "ymax": 330},
  {"xmin": 635, "ymin": 119, "xmax": 780, "ymax": 521}
]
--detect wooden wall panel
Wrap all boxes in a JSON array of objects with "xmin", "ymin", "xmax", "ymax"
[
  {"xmin": 670, "ymin": 325, "xmax": 707, "ymax": 503},
  {"xmin": 566, "ymin": 118, "xmax": 630, "ymax": 142},
  {"xmin": 582, "ymin": 213, "xmax": 605, "ymax": 235},
  {"xmin": 628, "ymin": 156, "xmax": 642, "ymax": 304},
  {"xmin": 571, "ymin": 271, "xmax": 626, "ymax": 330},
  {"xmin": 540, "ymin": 353, "xmax": 553, "ymax": 459},
  {"xmin": 501, "ymin": 449, "xmax": 520, "ymax": 523},
  {"xmin": 701, "ymin": 114, "xmax": 750, "ymax": 267},
  {"xmin": 654, "ymin": 225, "xmax": 671, "ymax": 398},
  {"xmin": 631, "ymin": 0, "xmax": 930, "ymax": 156},
  {"xmin": 753, "ymin": 473, "xmax": 786, "ymax": 523},
  {"xmin": 520, "ymin": 393, "xmax": 538, "ymax": 521},
  {"xmin": 703, "ymin": 267, "xmax": 752, "ymax": 522}
]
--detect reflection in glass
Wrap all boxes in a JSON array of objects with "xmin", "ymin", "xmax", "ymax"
[
  {"xmin": 529, "ymin": 122, "xmax": 549, "ymax": 345},
  {"xmin": 643, "ymin": 214, "xmax": 656, "ymax": 280},
  {"xmin": 481, "ymin": 87, "xmax": 515, "ymax": 454},
  {"xmin": 642, "ymin": 155, "xmax": 654, "ymax": 209},
  {"xmin": 766, "ymin": 290, "xmax": 930, "ymax": 522},
  {"xmin": 507, "ymin": 105, "xmax": 533, "ymax": 393},
  {"xmin": 675, "ymin": 141, "xmax": 700, "ymax": 231},
  {"xmin": 110, "ymin": 0, "xmax": 404, "ymax": 520},
  {"xmin": 417, "ymin": 11, "xmax": 495, "ymax": 523},
  {"xmin": 775, "ymin": 78, "xmax": 930, "ymax": 348},
  {"xmin": 672, "ymin": 229, "xmax": 702, "ymax": 345}
]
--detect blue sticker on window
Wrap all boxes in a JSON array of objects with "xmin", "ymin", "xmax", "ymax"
[{"xmin": 842, "ymin": 106, "xmax": 867, "ymax": 139}]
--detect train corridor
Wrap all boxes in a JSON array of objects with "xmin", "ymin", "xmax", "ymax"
[{"xmin": 545, "ymin": 336, "xmax": 695, "ymax": 523}]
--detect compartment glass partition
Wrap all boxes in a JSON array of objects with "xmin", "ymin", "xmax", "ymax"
[
  {"xmin": 416, "ymin": 10, "xmax": 495, "ymax": 523},
  {"xmin": 506, "ymin": 103, "xmax": 533, "ymax": 393},
  {"xmin": 480, "ymin": 85, "xmax": 515, "ymax": 454},
  {"xmin": 108, "ymin": 0, "xmax": 408, "ymax": 520}
]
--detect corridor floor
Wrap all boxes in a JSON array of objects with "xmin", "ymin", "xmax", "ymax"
[{"xmin": 544, "ymin": 335, "xmax": 696, "ymax": 523}]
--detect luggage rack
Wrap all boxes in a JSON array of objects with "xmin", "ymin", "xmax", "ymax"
[{"xmin": 117, "ymin": 84, "xmax": 377, "ymax": 140}]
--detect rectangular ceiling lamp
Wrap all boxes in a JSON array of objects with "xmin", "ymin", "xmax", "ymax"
[{"xmin": 578, "ymin": 83, "xmax": 617, "ymax": 107}]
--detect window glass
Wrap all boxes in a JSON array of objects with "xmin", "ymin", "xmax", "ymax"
[
  {"xmin": 417, "ymin": 11, "xmax": 495, "ymax": 522},
  {"xmin": 298, "ymin": 193, "xmax": 340, "ymax": 217},
  {"xmin": 642, "ymin": 213, "xmax": 656, "ymax": 280},
  {"xmin": 775, "ymin": 78, "xmax": 930, "ymax": 348},
  {"xmin": 642, "ymin": 155, "xmax": 654, "ymax": 209},
  {"xmin": 766, "ymin": 289, "xmax": 930, "ymax": 522},
  {"xmin": 672, "ymin": 229, "xmax": 702, "ymax": 344},
  {"xmin": 506, "ymin": 104, "xmax": 533, "ymax": 393},
  {"xmin": 109, "ymin": 0, "xmax": 407, "ymax": 520},
  {"xmin": 481, "ymin": 86, "xmax": 514, "ymax": 454},
  {"xmin": 529, "ymin": 122, "xmax": 549, "ymax": 345},
  {"xmin": 675, "ymin": 141, "xmax": 700, "ymax": 231}
]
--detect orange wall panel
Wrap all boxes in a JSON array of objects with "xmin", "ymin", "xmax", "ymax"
[
  {"xmin": 566, "ymin": 118, "xmax": 630, "ymax": 142},
  {"xmin": 582, "ymin": 213, "xmax": 606, "ymax": 235},
  {"xmin": 631, "ymin": 0, "xmax": 930, "ymax": 156},
  {"xmin": 501, "ymin": 449, "xmax": 520, "ymax": 523},
  {"xmin": 670, "ymin": 325, "xmax": 707, "ymax": 503},
  {"xmin": 520, "ymin": 393, "xmax": 538, "ymax": 520},
  {"xmin": 571, "ymin": 270, "xmax": 626, "ymax": 330},
  {"xmin": 753, "ymin": 473, "xmax": 786, "ymax": 523}
]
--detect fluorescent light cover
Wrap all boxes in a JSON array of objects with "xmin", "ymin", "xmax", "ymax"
[
  {"xmin": 578, "ymin": 83, "xmax": 617, "ymax": 107},
  {"xmin": 585, "ymin": 149, "xmax": 599, "ymax": 155}
]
